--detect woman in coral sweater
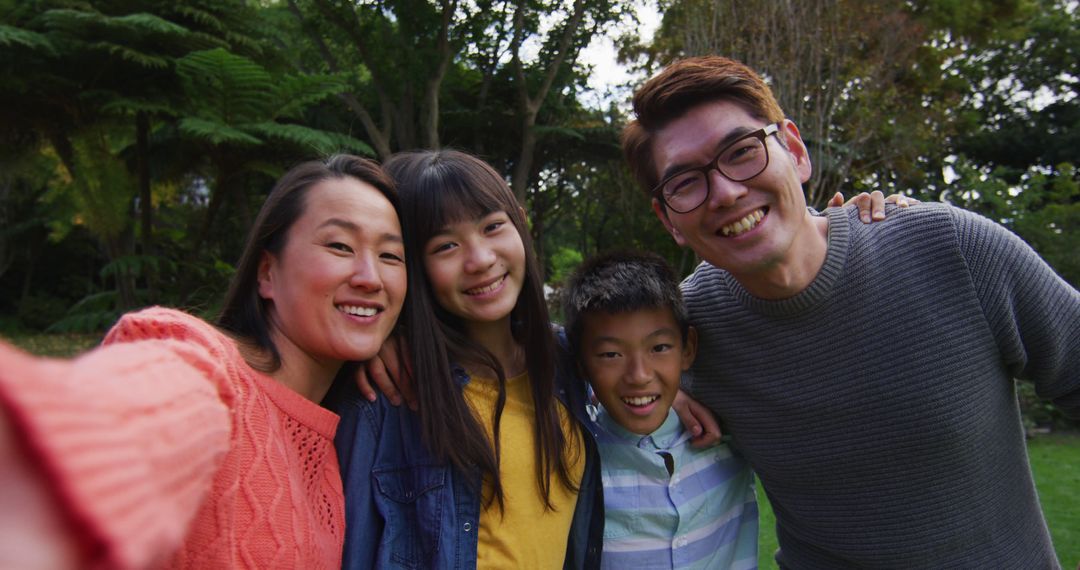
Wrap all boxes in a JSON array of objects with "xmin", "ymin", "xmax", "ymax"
[{"xmin": 0, "ymin": 154, "xmax": 407, "ymax": 569}]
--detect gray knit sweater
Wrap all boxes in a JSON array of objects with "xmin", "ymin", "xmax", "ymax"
[{"xmin": 682, "ymin": 204, "xmax": 1079, "ymax": 569}]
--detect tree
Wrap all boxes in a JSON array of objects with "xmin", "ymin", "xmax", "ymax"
[
  {"xmin": 620, "ymin": 0, "xmax": 1030, "ymax": 207},
  {"xmin": 173, "ymin": 47, "xmax": 370, "ymax": 256},
  {"xmin": 942, "ymin": 0, "xmax": 1080, "ymax": 287}
]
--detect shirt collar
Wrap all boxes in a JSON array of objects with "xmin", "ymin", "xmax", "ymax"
[{"xmin": 596, "ymin": 407, "xmax": 685, "ymax": 450}]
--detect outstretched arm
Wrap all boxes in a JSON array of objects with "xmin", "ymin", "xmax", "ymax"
[
  {"xmin": 951, "ymin": 208, "xmax": 1080, "ymax": 417},
  {"xmin": 0, "ymin": 338, "xmax": 231, "ymax": 569},
  {"xmin": 0, "ymin": 408, "xmax": 79, "ymax": 570}
]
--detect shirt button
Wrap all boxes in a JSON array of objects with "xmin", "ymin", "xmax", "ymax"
[
  {"xmin": 675, "ymin": 537, "xmax": 688, "ymax": 548},
  {"xmin": 463, "ymin": 522, "xmax": 472, "ymax": 532}
]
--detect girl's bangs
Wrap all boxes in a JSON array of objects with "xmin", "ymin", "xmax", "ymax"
[{"xmin": 410, "ymin": 163, "xmax": 513, "ymax": 243}]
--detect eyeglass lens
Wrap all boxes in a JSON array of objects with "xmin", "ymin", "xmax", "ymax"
[{"xmin": 661, "ymin": 134, "xmax": 769, "ymax": 213}]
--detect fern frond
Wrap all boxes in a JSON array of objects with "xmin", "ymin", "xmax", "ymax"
[
  {"xmin": 534, "ymin": 125, "xmax": 587, "ymax": 141},
  {"xmin": 0, "ymin": 24, "xmax": 58, "ymax": 56},
  {"xmin": 42, "ymin": 9, "xmax": 188, "ymax": 38},
  {"xmin": 179, "ymin": 117, "xmax": 263, "ymax": 146},
  {"xmin": 177, "ymin": 48, "xmax": 273, "ymax": 123},
  {"xmin": 100, "ymin": 97, "xmax": 177, "ymax": 117},
  {"xmin": 111, "ymin": 13, "xmax": 190, "ymax": 37},
  {"xmin": 172, "ymin": 5, "xmax": 227, "ymax": 33},
  {"xmin": 322, "ymin": 132, "xmax": 376, "ymax": 156},
  {"xmin": 269, "ymin": 73, "xmax": 350, "ymax": 120},
  {"xmin": 247, "ymin": 122, "xmax": 373, "ymax": 156},
  {"xmin": 185, "ymin": 30, "xmax": 229, "ymax": 50},
  {"xmin": 223, "ymin": 30, "xmax": 264, "ymax": 56},
  {"xmin": 40, "ymin": 9, "xmax": 108, "ymax": 34},
  {"xmin": 94, "ymin": 41, "xmax": 171, "ymax": 68}
]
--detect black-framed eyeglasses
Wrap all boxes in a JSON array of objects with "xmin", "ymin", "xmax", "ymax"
[{"xmin": 652, "ymin": 123, "xmax": 781, "ymax": 214}]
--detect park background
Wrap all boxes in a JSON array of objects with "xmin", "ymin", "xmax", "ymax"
[{"xmin": 1, "ymin": 0, "xmax": 1077, "ymax": 566}]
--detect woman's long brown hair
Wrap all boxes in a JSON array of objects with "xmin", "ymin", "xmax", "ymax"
[{"xmin": 385, "ymin": 149, "xmax": 578, "ymax": 511}]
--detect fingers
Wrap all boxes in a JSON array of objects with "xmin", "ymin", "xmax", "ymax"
[
  {"xmin": 368, "ymin": 356, "xmax": 404, "ymax": 406},
  {"xmin": 827, "ymin": 192, "xmax": 846, "ymax": 208},
  {"xmin": 672, "ymin": 391, "xmax": 699, "ymax": 435},
  {"xmin": 884, "ymin": 193, "xmax": 918, "ymax": 208},
  {"xmin": 844, "ymin": 191, "xmax": 920, "ymax": 223},
  {"xmin": 685, "ymin": 397, "xmax": 722, "ymax": 448},
  {"xmin": 869, "ymin": 190, "xmax": 886, "ymax": 221},
  {"xmin": 354, "ymin": 366, "xmax": 378, "ymax": 402},
  {"xmin": 845, "ymin": 191, "xmax": 884, "ymax": 223},
  {"xmin": 673, "ymin": 390, "xmax": 723, "ymax": 448}
]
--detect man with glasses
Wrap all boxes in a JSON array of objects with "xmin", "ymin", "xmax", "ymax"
[{"xmin": 623, "ymin": 55, "xmax": 1079, "ymax": 568}]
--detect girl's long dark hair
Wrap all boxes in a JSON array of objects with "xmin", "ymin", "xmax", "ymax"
[
  {"xmin": 385, "ymin": 149, "xmax": 577, "ymax": 510},
  {"xmin": 217, "ymin": 155, "xmax": 398, "ymax": 371}
]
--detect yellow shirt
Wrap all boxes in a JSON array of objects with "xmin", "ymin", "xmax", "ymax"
[{"xmin": 463, "ymin": 371, "xmax": 584, "ymax": 569}]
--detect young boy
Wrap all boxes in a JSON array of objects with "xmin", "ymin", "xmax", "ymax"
[{"xmin": 563, "ymin": 251, "xmax": 758, "ymax": 570}]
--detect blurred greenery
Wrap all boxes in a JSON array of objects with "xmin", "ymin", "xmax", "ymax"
[
  {"xmin": 1, "ymin": 331, "xmax": 102, "ymax": 356},
  {"xmin": 3, "ymin": 0, "xmax": 1077, "ymax": 335}
]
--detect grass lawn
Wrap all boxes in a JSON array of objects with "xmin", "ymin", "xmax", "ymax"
[
  {"xmin": 2, "ymin": 332, "xmax": 103, "ymax": 357},
  {"xmin": 757, "ymin": 433, "xmax": 1080, "ymax": 568}
]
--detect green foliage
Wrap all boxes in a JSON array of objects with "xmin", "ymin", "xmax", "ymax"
[
  {"xmin": 246, "ymin": 123, "xmax": 373, "ymax": 156},
  {"xmin": 0, "ymin": 23, "xmax": 57, "ymax": 54},
  {"xmin": 16, "ymin": 293, "xmax": 72, "ymax": 331},
  {"xmin": 178, "ymin": 117, "xmax": 263, "ymax": 145},
  {"xmin": 547, "ymin": 247, "xmax": 584, "ymax": 285},
  {"xmin": 1017, "ymin": 381, "xmax": 1078, "ymax": 432},
  {"xmin": 177, "ymin": 48, "xmax": 274, "ymax": 121},
  {"xmin": 46, "ymin": 290, "xmax": 125, "ymax": 333},
  {"xmin": 2, "ymin": 0, "xmax": 1078, "ymax": 336},
  {"xmin": 44, "ymin": 128, "xmax": 137, "ymax": 243},
  {"xmin": 99, "ymin": 254, "xmax": 177, "ymax": 282},
  {"xmin": 944, "ymin": 157, "xmax": 1080, "ymax": 287},
  {"xmin": 174, "ymin": 48, "xmax": 364, "ymax": 154}
]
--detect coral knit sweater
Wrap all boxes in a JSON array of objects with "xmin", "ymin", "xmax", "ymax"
[{"xmin": 0, "ymin": 307, "xmax": 344, "ymax": 569}]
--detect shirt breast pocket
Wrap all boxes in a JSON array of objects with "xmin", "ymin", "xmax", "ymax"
[{"xmin": 373, "ymin": 465, "xmax": 448, "ymax": 568}]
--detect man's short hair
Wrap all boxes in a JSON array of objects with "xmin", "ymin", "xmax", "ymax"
[
  {"xmin": 562, "ymin": 250, "xmax": 690, "ymax": 355},
  {"xmin": 622, "ymin": 56, "xmax": 786, "ymax": 198}
]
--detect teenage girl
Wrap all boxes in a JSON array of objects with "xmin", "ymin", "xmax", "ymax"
[
  {"xmin": 0, "ymin": 155, "xmax": 406, "ymax": 569},
  {"xmin": 333, "ymin": 149, "xmax": 602, "ymax": 568}
]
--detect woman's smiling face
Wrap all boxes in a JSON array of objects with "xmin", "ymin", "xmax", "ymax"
[
  {"xmin": 422, "ymin": 210, "xmax": 526, "ymax": 328},
  {"xmin": 258, "ymin": 176, "xmax": 406, "ymax": 367}
]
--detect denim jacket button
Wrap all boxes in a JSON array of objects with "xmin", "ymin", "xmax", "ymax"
[{"xmin": 463, "ymin": 522, "xmax": 472, "ymax": 532}]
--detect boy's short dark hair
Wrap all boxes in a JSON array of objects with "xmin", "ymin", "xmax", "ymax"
[{"xmin": 562, "ymin": 250, "xmax": 690, "ymax": 354}]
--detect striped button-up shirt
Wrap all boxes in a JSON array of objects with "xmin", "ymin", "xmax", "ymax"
[{"xmin": 595, "ymin": 408, "xmax": 758, "ymax": 569}]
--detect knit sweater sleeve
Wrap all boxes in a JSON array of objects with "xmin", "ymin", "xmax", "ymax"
[
  {"xmin": 950, "ymin": 207, "xmax": 1080, "ymax": 417},
  {"xmin": 0, "ymin": 308, "xmax": 234, "ymax": 569}
]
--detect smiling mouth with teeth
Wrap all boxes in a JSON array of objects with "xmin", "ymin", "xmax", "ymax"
[
  {"xmin": 720, "ymin": 207, "xmax": 766, "ymax": 237},
  {"xmin": 622, "ymin": 395, "xmax": 659, "ymax": 407},
  {"xmin": 465, "ymin": 274, "xmax": 506, "ymax": 296},
  {"xmin": 337, "ymin": 304, "xmax": 378, "ymax": 317}
]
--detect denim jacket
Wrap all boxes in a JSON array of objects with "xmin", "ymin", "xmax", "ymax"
[{"xmin": 332, "ymin": 331, "xmax": 603, "ymax": 569}]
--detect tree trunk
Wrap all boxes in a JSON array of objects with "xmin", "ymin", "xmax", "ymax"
[
  {"xmin": 135, "ymin": 111, "xmax": 158, "ymax": 301},
  {"xmin": 508, "ymin": 0, "xmax": 588, "ymax": 203}
]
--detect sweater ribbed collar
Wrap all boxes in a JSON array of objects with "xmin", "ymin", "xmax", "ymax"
[{"xmin": 718, "ymin": 208, "xmax": 850, "ymax": 317}]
